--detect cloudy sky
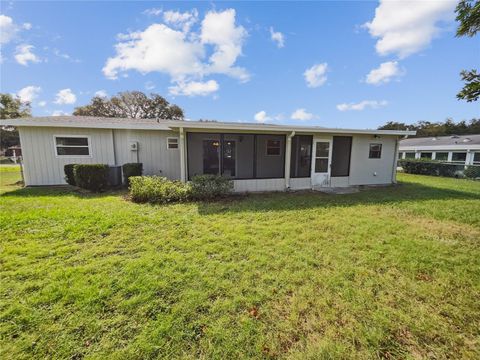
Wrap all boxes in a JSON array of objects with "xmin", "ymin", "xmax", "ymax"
[{"xmin": 0, "ymin": 1, "xmax": 477, "ymax": 128}]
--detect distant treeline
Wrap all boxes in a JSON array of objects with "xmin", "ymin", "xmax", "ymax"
[{"xmin": 378, "ymin": 118, "xmax": 480, "ymax": 137}]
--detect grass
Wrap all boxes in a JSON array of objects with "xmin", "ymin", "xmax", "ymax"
[{"xmin": 1, "ymin": 166, "xmax": 479, "ymax": 359}]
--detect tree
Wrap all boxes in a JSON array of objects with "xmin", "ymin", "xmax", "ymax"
[
  {"xmin": 378, "ymin": 121, "xmax": 411, "ymax": 131},
  {"xmin": 73, "ymin": 91, "xmax": 185, "ymax": 120},
  {"xmin": 0, "ymin": 93, "xmax": 31, "ymax": 151},
  {"xmin": 378, "ymin": 118, "xmax": 480, "ymax": 137},
  {"xmin": 455, "ymin": 0, "xmax": 480, "ymax": 102}
]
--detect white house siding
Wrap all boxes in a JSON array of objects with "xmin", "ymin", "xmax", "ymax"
[
  {"xmin": 112, "ymin": 129, "xmax": 180, "ymax": 180},
  {"xmin": 348, "ymin": 135, "xmax": 396, "ymax": 186},
  {"xmin": 290, "ymin": 177, "xmax": 311, "ymax": 190},
  {"xmin": 19, "ymin": 126, "xmax": 115, "ymax": 186},
  {"xmin": 233, "ymin": 179, "xmax": 285, "ymax": 192}
]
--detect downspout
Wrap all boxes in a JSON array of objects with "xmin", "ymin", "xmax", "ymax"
[
  {"xmin": 179, "ymin": 127, "xmax": 186, "ymax": 182},
  {"xmin": 392, "ymin": 136, "xmax": 400, "ymax": 184},
  {"xmin": 111, "ymin": 129, "xmax": 117, "ymax": 165},
  {"xmin": 285, "ymin": 131, "xmax": 295, "ymax": 190}
]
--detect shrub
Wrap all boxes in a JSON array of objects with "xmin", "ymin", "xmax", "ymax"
[
  {"xmin": 73, "ymin": 164, "xmax": 109, "ymax": 192},
  {"xmin": 190, "ymin": 174, "xmax": 233, "ymax": 200},
  {"xmin": 398, "ymin": 159, "xmax": 465, "ymax": 178},
  {"xmin": 122, "ymin": 163, "xmax": 143, "ymax": 186},
  {"xmin": 464, "ymin": 165, "xmax": 480, "ymax": 179},
  {"xmin": 64, "ymin": 164, "xmax": 76, "ymax": 186},
  {"xmin": 129, "ymin": 176, "xmax": 190, "ymax": 203}
]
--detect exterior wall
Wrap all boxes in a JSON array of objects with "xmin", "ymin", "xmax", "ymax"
[
  {"xmin": 348, "ymin": 135, "xmax": 397, "ymax": 185},
  {"xmin": 19, "ymin": 126, "xmax": 115, "ymax": 186},
  {"xmin": 113, "ymin": 129, "xmax": 180, "ymax": 180},
  {"xmin": 18, "ymin": 126, "xmax": 180, "ymax": 186},
  {"xmin": 290, "ymin": 177, "xmax": 311, "ymax": 190},
  {"xmin": 398, "ymin": 147, "xmax": 480, "ymax": 165},
  {"xmin": 233, "ymin": 179, "xmax": 285, "ymax": 192}
]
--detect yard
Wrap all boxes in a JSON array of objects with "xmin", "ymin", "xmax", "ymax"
[{"xmin": 0, "ymin": 166, "xmax": 479, "ymax": 359}]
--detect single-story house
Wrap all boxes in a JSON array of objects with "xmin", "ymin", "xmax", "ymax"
[
  {"xmin": 2, "ymin": 116, "xmax": 415, "ymax": 191},
  {"xmin": 399, "ymin": 134, "xmax": 480, "ymax": 165}
]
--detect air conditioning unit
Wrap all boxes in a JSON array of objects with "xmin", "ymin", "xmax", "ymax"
[{"xmin": 129, "ymin": 141, "xmax": 138, "ymax": 151}]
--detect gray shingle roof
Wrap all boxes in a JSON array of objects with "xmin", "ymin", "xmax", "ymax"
[{"xmin": 400, "ymin": 134, "xmax": 480, "ymax": 146}]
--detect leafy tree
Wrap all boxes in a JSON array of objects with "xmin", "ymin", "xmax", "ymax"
[
  {"xmin": 378, "ymin": 121, "xmax": 411, "ymax": 131},
  {"xmin": 0, "ymin": 93, "xmax": 31, "ymax": 151},
  {"xmin": 73, "ymin": 91, "xmax": 185, "ymax": 120},
  {"xmin": 378, "ymin": 118, "xmax": 480, "ymax": 137},
  {"xmin": 455, "ymin": 0, "xmax": 480, "ymax": 102}
]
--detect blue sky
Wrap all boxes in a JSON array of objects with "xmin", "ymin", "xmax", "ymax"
[{"xmin": 0, "ymin": 1, "xmax": 478, "ymax": 129}]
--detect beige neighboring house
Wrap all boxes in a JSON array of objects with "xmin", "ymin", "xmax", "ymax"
[
  {"xmin": 399, "ymin": 134, "xmax": 480, "ymax": 166},
  {"xmin": 2, "ymin": 116, "xmax": 415, "ymax": 191}
]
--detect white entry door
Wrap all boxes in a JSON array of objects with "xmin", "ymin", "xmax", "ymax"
[{"xmin": 311, "ymin": 138, "xmax": 332, "ymax": 187}]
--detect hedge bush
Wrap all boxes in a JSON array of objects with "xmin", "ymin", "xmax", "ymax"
[
  {"xmin": 122, "ymin": 163, "xmax": 143, "ymax": 186},
  {"xmin": 190, "ymin": 175, "xmax": 233, "ymax": 200},
  {"xmin": 398, "ymin": 159, "xmax": 466, "ymax": 178},
  {"xmin": 64, "ymin": 164, "xmax": 76, "ymax": 186},
  {"xmin": 73, "ymin": 164, "xmax": 109, "ymax": 192},
  {"xmin": 129, "ymin": 176, "xmax": 190, "ymax": 203}
]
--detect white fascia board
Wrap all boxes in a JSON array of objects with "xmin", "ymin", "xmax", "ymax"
[
  {"xmin": 3, "ymin": 120, "xmax": 171, "ymax": 131},
  {"xmin": 399, "ymin": 145, "xmax": 480, "ymax": 151}
]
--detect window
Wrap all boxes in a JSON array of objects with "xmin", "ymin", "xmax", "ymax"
[
  {"xmin": 435, "ymin": 152, "xmax": 448, "ymax": 161},
  {"xmin": 451, "ymin": 152, "xmax": 467, "ymax": 163},
  {"xmin": 54, "ymin": 136, "xmax": 90, "ymax": 156},
  {"xmin": 266, "ymin": 139, "xmax": 281, "ymax": 156},
  {"xmin": 315, "ymin": 142, "xmax": 330, "ymax": 172},
  {"xmin": 474, "ymin": 152, "xmax": 480, "ymax": 165},
  {"xmin": 167, "ymin": 137, "xmax": 179, "ymax": 149},
  {"xmin": 420, "ymin": 152, "xmax": 432, "ymax": 159},
  {"xmin": 369, "ymin": 144, "xmax": 382, "ymax": 159},
  {"xmin": 290, "ymin": 135, "xmax": 312, "ymax": 178},
  {"xmin": 405, "ymin": 152, "xmax": 415, "ymax": 159},
  {"xmin": 398, "ymin": 152, "xmax": 403, "ymax": 159}
]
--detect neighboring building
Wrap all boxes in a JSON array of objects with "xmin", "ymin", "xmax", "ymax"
[
  {"xmin": 5, "ymin": 145, "xmax": 22, "ymax": 158},
  {"xmin": 399, "ymin": 134, "xmax": 480, "ymax": 166},
  {"xmin": 1, "ymin": 116, "xmax": 415, "ymax": 191}
]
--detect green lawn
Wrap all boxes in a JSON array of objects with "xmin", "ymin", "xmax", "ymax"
[{"xmin": 1, "ymin": 167, "xmax": 479, "ymax": 359}]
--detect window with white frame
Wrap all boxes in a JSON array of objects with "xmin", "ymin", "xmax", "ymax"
[
  {"xmin": 266, "ymin": 139, "xmax": 281, "ymax": 156},
  {"xmin": 435, "ymin": 152, "xmax": 448, "ymax": 161},
  {"xmin": 451, "ymin": 152, "xmax": 467, "ymax": 163},
  {"xmin": 368, "ymin": 144, "xmax": 382, "ymax": 159},
  {"xmin": 473, "ymin": 152, "xmax": 480, "ymax": 164},
  {"xmin": 54, "ymin": 136, "xmax": 90, "ymax": 156},
  {"xmin": 167, "ymin": 137, "xmax": 179, "ymax": 149}
]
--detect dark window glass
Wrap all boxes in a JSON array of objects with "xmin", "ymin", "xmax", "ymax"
[
  {"xmin": 435, "ymin": 152, "xmax": 448, "ymax": 161},
  {"xmin": 405, "ymin": 152, "xmax": 415, "ymax": 159},
  {"xmin": 266, "ymin": 140, "xmax": 281, "ymax": 155},
  {"xmin": 315, "ymin": 158, "xmax": 328, "ymax": 172},
  {"xmin": 290, "ymin": 135, "xmax": 312, "ymax": 178},
  {"xmin": 420, "ymin": 152, "xmax": 432, "ymax": 159},
  {"xmin": 451, "ymin": 152, "xmax": 467, "ymax": 162},
  {"xmin": 56, "ymin": 137, "xmax": 88, "ymax": 146},
  {"xmin": 202, "ymin": 140, "xmax": 220, "ymax": 175},
  {"xmin": 222, "ymin": 140, "xmax": 236, "ymax": 177},
  {"xmin": 167, "ymin": 138, "xmax": 178, "ymax": 149},
  {"xmin": 369, "ymin": 144, "xmax": 382, "ymax": 159},
  {"xmin": 56, "ymin": 147, "xmax": 89, "ymax": 156},
  {"xmin": 398, "ymin": 152, "xmax": 403, "ymax": 159},
  {"xmin": 316, "ymin": 143, "xmax": 329, "ymax": 157},
  {"xmin": 474, "ymin": 152, "xmax": 480, "ymax": 163}
]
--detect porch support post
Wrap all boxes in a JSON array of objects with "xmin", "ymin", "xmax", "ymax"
[
  {"xmin": 285, "ymin": 131, "xmax": 295, "ymax": 190},
  {"xmin": 392, "ymin": 136, "xmax": 400, "ymax": 184},
  {"xmin": 179, "ymin": 127, "xmax": 186, "ymax": 183}
]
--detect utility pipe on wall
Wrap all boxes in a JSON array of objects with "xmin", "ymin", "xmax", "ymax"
[{"xmin": 179, "ymin": 127, "xmax": 186, "ymax": 182}]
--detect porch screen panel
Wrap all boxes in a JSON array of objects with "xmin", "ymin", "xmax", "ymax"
[
  {"xmin": 290, "ymin": 135, "xmax": 312, "ymax": 177},
  {"xmin": 223, "ymin": 134, "xmax": 254, "ymax": 179},
  {"xmin": 256, "ymin": 135, "xmax": 285, "ymax": 178},
  {"xmin": 331, "ymin": 136, "xmax": 352, "ymax": 177},
  {"xmin": 187, "ymin": 133, "xmax": 221, "ymax": 179}
]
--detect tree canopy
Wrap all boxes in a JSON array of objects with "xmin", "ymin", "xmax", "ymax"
[
  {"xmin": 73, "ymin": 91, "xmax": 185, "ymax": 120},
  {"xmin": 378, "ymin": 118, "xmax": 480, "ymax": 137},
  {"xmin": 0, "ymin": 93, "xmax": 31, "ymax": 151},
  {"xmin": 455, "ymin": 0, "xmax": 480, "ymax": 102}
]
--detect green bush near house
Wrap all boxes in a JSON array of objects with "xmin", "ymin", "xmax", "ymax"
[
  {"xmin": 399, "ymin": 159, "xmax": 465, "ymax": 178},
  {"xmin": 129, "ymin": 176, "xmax": 190, "ymax": 203},
  {"xmin": 122, "ymin": 162, "xmax": 143, "ymax": 186},
  {"xmin": 73, "ymin": 164, "xmax": 109, "ymax": 192},
  {"xmin": 64, "ymin": 164, "xmax": 76, "ymax": 186},
  {"xmin": 190, "ymin": 174, "xmax": 234, "ymax": 200}
]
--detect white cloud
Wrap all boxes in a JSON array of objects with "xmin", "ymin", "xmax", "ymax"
[
  {"xmin": 364, "ymin": 0, "xmax": 457, "ymax": 58},
  {"xmin": 143, "ymin": 8, "xmax": 162, "ymax": 16},
  {"xmin": 53, "ymin": 48, "xmax": 80, "ymax": 63},
  {"xmin": 14, "ymin": 44, "xmax": 40, "ymax": 66},
  {"xmin": 54, "ymin": 88, "xmax": 77, "ymax": 105},
  {"xmin": 366, "ymin": 61, "xmax": 405, "ymax": 85},
  {"xmin": 52, "ymin": 110, "xmax": 69, "ymax": 116},
  {"xmin": 22, "ymin": 22, "xmax": 32, "ymax": 30},
  {"xmin": 163, "ymin": 9, "xmax": 198, "ymax": 33},
  {"xmin": 103, "ymin": 8, "xmax": 248, "ymax": 96},
  {"xmin": 269, "ymin": 27, "xmax": 284, "ymax": 48},
  {"xmin": 336, "ymin": 100, "xmax": 388, "ymax": 111},
  {"xmin": 291, "ymin": 108, "xmax": 317, "ymax": 121},
  {"xmin": 304, "ymin": 63, "xmax": 328, "ymax": 88},
  {"xmin": 169, "ymin": 79, "xmax": 219, "ymax": 96},
  {"xmin": 38, "ymin": 101, "xmax": 47, "ymax": 107},
  {"xmin": 254, "ymin": 110, "xmax": 270, "ymax": 123},
  {"xmin": 17, "ymin": 85, "xmax": 41, "ymax": 102},
  {"xmin": 0, "ymin": 15, "xmax": 18, "ymax": 44},
  {"xmin": 94, "ymin": 90, "xmax": 108, "ymax": 98}
]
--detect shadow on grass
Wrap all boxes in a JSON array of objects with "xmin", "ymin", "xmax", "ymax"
[{"xmin": 2, "ymin": 181, "xmax": 478, "ymax": 215}]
